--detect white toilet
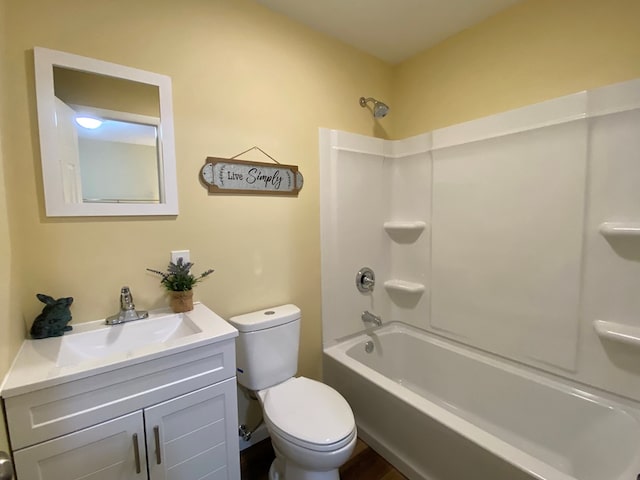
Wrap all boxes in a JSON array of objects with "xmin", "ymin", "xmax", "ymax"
[{"xmin": 228, "ymin": 304, "xmax": 356, "ymax": 480}]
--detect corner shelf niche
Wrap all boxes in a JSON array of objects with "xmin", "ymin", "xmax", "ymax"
[
  {"xmin": 384, "ymin": 221, "xmax": 427, "ymax": 243},
  {"xmin": 598, "ymin": 222, "xmax": 640, "ymax": 238},
  {"xmin": 383, "ymin": 221, "xmax": 427, "ymax": 233},
  {"xmin": 384, "ymin": 280, "xmax": 425, "ymax": 294},
  {"xmin": 593, "ymin": 320, "xmax": 640, "ymax": 347}
]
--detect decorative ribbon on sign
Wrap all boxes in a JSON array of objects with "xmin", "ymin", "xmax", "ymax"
[{"xmin": 199, "ymin": 147, "xmax": 304, "ymax": 196}]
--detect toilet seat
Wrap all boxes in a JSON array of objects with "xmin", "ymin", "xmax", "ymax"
[{"xmin": 259, "ymin": 377, "xmax": 356, "ymax": 452}]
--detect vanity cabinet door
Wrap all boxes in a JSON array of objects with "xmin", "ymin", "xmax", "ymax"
[
  {"xmin": 144, "ymin": 378, "xmax": 240, "ymax": 480},
  {"xmin": 13, "ymin": 411, "xmax": 147, "ymax": 480}
]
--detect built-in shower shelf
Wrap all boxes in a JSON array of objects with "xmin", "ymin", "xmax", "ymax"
[
  {"xmin": 384, "ymin": 280, "xmax": 425, "ymax": 294},
  {"xmin": 593, "ymin": 320, "xmax": 640, "ymax": 347},
  {"xmin": 383, "ymin": 221, "xmax": 427, "ymax": 233},
  {"xmin": 598, "ymin": 222, "xmax": 640, "ymax": 237}
]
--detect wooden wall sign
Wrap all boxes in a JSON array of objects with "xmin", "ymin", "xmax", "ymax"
[{"xmin": 199, "ymin": 157, "xmax": 304, "ymax": 196}]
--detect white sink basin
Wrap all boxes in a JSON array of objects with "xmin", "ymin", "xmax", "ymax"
[
  {"xmin": 56, "ymin": 313, "xmax": 202, "ymax": 367},
  {"xmin": 0, "ymin": 303, "xmax": 238, "ymax": 397}
]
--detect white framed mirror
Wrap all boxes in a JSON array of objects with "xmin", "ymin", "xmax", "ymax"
[{"xmin": 34, "ymin": 47, "xmax": 179, "ymax": 216}]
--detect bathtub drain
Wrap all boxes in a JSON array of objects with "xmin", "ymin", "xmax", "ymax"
[{"xmin": 365, "ymin": 341, "xmax": 374, "ymax": 353}]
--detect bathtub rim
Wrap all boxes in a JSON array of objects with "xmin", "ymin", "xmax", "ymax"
[
  {"xmin": 323, "ymin": 322, "xmax": 640, "ymax": 480},
  {"xmin": 328, "ymin": 321, "xmax": 640, "ymax": 411}
]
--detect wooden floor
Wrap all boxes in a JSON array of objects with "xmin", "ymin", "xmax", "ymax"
[{"xmin": 241, "ymin": 437, "xmax": 407, "ymax": 480}]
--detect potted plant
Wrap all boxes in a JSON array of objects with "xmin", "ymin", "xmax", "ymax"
[{"xmin": 147, "ymin": 258, "xmax": 214, "ymax": 313}]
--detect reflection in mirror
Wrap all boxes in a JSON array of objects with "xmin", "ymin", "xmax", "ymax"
[
  {"xmin": 76, "ymin": 116, "xmax": 160, "ymax": 203},
  {"xmin": 34, "ymin": 47, "xmax": 178, "ymax": 216}
]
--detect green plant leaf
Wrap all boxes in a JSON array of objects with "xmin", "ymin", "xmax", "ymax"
[{"xmin": 146, "ymin": 258, "xmax": 215, "ymax": 292}]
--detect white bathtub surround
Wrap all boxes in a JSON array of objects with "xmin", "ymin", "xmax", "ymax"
[
  {"xmin": 321, "ymin": 77, "xmax": 640, "ymax": 480},
  {"xmin": 320, "ymin": 77, "xmax": 640, "ymax": 404},
  {"xmin": 431, "ymin": 118, "xmax": 587, "ymax": 371},
  {"xmin": 324, "ymin": 323, "xmax": 640, "ymax": 480},
  {"xmin": 319, "ymin": 129, "xmax": 430, "ymax": 343}
]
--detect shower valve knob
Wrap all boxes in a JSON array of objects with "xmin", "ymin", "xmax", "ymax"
[{"xmin": 356, "ymin": 267, "xmax": 375, "ymax": 293}]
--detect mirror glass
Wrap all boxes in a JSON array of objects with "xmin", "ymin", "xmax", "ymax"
[{"xmin": 34, "ymin": 47, "xmax": 178, "ymax": 216}]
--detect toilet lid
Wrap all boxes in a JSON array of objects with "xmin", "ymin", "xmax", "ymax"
[{"xmin": 261, "ymin": 377, "xmax": 355, "ymax": 447}]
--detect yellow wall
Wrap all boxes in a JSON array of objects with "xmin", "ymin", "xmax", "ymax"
[
  {"xmin": 0, "ymin": 0, "xmax": 391, "ymax": 390},
  {"xmin": 1, "ymin": 0, "xmax": 24, "ymax": 454},
  {"xmin": 0, "ymin": 125, "xmax": 13, "ymax": 453},
  {"xmin": 2, "ymin": 0, "xmax": 640, "ymax": 453},
  {"xmin": 391, "ymin": 0, "xmax": 640, "ymax": 138}
]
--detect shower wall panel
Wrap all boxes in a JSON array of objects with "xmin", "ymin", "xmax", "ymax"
[
  {"xmin": 320, "ymin": 129, "xmax": 391, "ymax": 345},
  {"xmin": 385, "ymin": 138, "xmax": 432, "ymax": 330},
  {"xmin": 430, "ymin": 121, "xmax": 588, "ymax": 371},
  {"xmin": 578, "ymin": 107, "xmax": 640, "ymax": 396},
  {"xmin": 321, "ymin": 77, "xmax": 640, "ymax": 401}
]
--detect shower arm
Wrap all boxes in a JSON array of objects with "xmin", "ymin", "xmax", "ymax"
[
  {"xmin": 359, "ymin": 96, "xmax": 389, "ymax": 118},
  {"xmin": 359, "ymin": 97, "xmax": 375, "ymax": 108}
]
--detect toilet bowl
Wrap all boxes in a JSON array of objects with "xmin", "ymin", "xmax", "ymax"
[
  {"xmin": 258, "ymin": 376, "xmax": 357, "ymax": 480},
  {"xmin": 228, "ymin": 305, "xmax": 357, "ymax": 480}
]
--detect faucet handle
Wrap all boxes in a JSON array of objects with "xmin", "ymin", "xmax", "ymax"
[
  {"xmin": 105, "ymin": 286, "xmax": 148, "ymax": 325},
  {"xmin": 120, "ymin": 286, "xmax": 135, "ymax": 311}
]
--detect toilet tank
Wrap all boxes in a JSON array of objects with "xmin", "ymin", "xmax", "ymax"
[{"xmin": 228, "ymin": 304, "xmax": 301, "ymax": 391}]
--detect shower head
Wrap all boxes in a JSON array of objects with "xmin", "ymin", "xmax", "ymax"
[{"xmin": 359, "ymin": 96, "xmax": 390, "ymax": 118}]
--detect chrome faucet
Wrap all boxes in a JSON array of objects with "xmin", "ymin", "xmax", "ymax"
[
  {"xmin": 105, "ymin": 286, "xmax": 149, "ymax": 325},
  {"xmin": 361, "ymin": 310, "xmax": 382, "ymax": 327}
]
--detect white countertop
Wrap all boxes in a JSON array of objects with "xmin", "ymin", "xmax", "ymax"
[{"xmin": 0, "ymin": 302, "xmax": 237, "ymax": 397}]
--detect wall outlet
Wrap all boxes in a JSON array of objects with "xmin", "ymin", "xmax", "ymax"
[{"xmin": 171, "ymin": 250, "xmax": 190, "ymax": 264}]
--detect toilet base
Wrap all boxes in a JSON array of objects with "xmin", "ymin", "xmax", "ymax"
[
  {"xmin": 268, "ymin": 434, "xmax": 355, "ymax": 480},
  {"xmin": 268, "ymin": 457, "xmax": 283, "ymax": 480},
  {"xmin": 268, "ymin": 458, "xmax": 340, "ymax": 480}
]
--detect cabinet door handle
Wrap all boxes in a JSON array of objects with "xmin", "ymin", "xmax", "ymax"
[
  {"xmin": 0, "ymin": 451, "xmax": 13, "ymax": 480},
  {"xmin": 153, "ymin": 426, "xmax": 162, "ymax": 465},
  {"xmin": 132, "ymin": 433, "xmax": 141, "ymax": 474}
]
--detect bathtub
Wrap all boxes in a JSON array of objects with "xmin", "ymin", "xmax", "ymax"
[{"xmin": 323, "ymin": 322, "xmax": 640, "ymax": 480}]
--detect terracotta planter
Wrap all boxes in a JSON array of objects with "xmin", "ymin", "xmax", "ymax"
[{"xmin": 169, "ymin": 290, "xmax": 194, "ymax": 313}]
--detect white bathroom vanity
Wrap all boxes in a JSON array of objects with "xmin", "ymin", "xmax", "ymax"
[{"xmin": 0, "ymin": 303, "xmax": 240, "ymax": 480}]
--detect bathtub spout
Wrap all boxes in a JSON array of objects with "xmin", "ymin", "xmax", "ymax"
[{"xmin": 362, "ymin": 311, "xmax": 382, "ymax": 327}]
